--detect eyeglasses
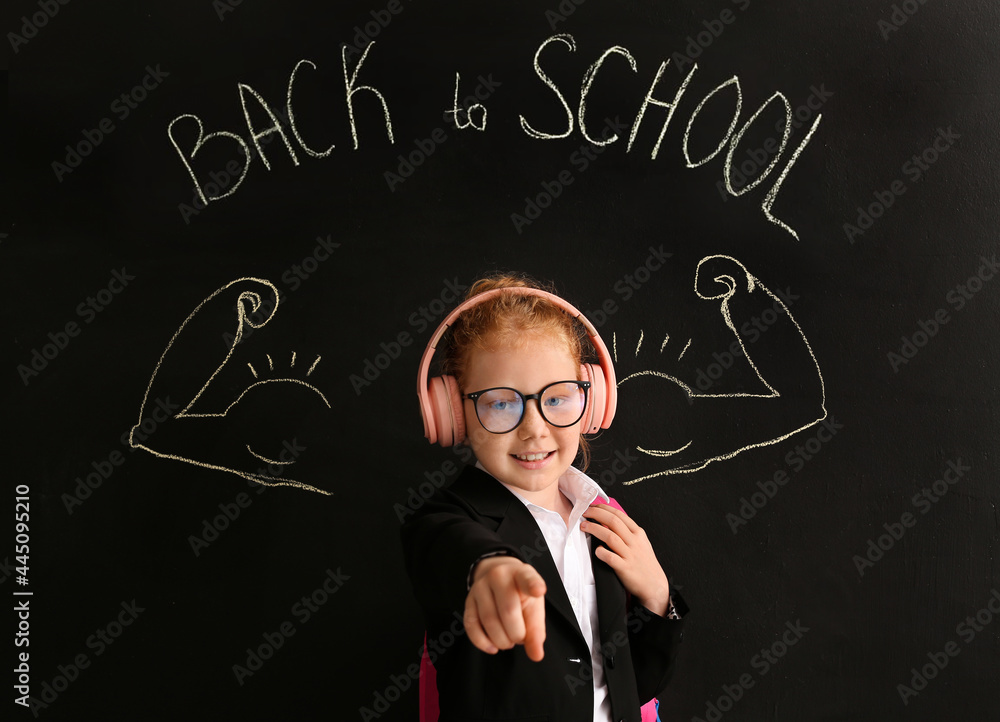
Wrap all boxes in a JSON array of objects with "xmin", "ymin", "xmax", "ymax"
[{"xmin": 464, "ymin": 380, "xmax": 591, "ymax": 434}]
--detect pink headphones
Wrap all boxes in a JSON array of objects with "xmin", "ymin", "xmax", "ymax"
[{"xmin": 416, "ymin": 287, "xmax": 617, "ymax": 446}]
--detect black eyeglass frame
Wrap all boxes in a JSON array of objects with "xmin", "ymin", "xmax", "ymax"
[{"xmin": 463, "ymin": 380, "xmax": 591, "ymax": 434}]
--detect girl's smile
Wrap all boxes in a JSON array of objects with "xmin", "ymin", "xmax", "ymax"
[
  {"xmin": 462, "ymin": 330, "xmax": 582, "ymax": 510},
  {"xmin": 511, "ymin": 449, "xmax": 556, "ymax": 468}
]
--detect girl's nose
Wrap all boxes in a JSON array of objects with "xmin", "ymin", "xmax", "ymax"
[{"xmin": 518, "ymin": 400, "xmax": 549, "ymax": 437}]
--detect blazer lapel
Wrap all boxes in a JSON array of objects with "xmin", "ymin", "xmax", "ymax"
[
  {"xmin": 590, "ymin": 535, "xmax": 626, "ymax": 640},
  {"xmin": 494, "ymin": 511, "xmax": 584, "ymax": 640},
  {"xmin": 455, "ymin": 467, "xmax": 585, "ymax": 640}
]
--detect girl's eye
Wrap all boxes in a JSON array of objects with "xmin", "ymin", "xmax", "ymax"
[
  {"xmin": 482, "ymin": 392, "xmax": 520, "ymax": 413},
  {"xmin": 544, "ymin": 396, "xmax": 566, "ymax": 407}
]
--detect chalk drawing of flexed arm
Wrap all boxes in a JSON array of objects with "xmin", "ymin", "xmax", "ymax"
[
  {"xmin": 615, "ymin": 255, "xmax": 827, "ymax": 484},
  {"xmin": 130, "ymin": 277, "xmax": 333, "ymax": 495}
]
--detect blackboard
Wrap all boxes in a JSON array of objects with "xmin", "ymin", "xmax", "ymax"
[{"xmin": 4, "ymin": 0, "xmax": 999, "ymax": 719}]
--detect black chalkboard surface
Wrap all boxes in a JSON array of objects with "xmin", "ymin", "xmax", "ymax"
[{"xmin": 4, "ymin": 1, "xmax": 999, "ymax": 719}]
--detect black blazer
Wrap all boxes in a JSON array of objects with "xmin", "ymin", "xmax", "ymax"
[{"xmin": 401, "ymin": 465, "xmax": 685, "ymax": 722}]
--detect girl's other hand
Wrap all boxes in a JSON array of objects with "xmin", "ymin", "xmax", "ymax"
[{"xmin": 581, "ymin": 503, "xmax": 671, "ymax": 616}]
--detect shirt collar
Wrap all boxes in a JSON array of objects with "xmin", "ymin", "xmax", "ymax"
[{"xmin": 474, "ymin": 461, "xmax": 609, "ymax": 511}]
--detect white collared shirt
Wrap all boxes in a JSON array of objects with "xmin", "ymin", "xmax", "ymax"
[{"xmin": 477, "ymin": 462, "xmax": 614, "ymax": 722}]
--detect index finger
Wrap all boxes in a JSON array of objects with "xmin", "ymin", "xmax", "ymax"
[
  {"xmin": 521, "ymin": 593, "xmax": 546, "ymax": 661},
  {"xmin": 514, "ymin": 565, "xmax": 546, "ymax": 661}
]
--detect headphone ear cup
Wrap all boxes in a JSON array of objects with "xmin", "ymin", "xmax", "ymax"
[
  {"xmin": 428, "ymin": 375, "xmax": 465, "ymax": 447},
  {"xmin": 580, "ymin": 363, "xmax": 608, "ymax": 434},
  {"xmin": 443, "ymin": 375, "xmax": 466, "ymax": 446}
]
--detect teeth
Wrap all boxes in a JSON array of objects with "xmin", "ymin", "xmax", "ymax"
[{"xmin": 516, "ymin": 452, "xmax": 548, "ymax": 461}]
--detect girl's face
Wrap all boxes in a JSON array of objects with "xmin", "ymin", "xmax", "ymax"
[{"xmin": 461, "ymin": 329, "xmax": 582, "ymax": 506}]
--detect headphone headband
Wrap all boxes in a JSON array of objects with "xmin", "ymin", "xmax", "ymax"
[{"xmin": 416, "ymin": 287, "xmax": 617, "ymax": 444}]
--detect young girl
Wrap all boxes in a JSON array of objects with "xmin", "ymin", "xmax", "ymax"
[{"xmin": 404, "ymin": 274, "xmax": 685, "ymax": 722}]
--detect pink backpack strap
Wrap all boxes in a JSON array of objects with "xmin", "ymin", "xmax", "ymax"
[
  {"xmin": 419, "ymin": 634, "xmax": 440, "ymax": 722},
  {"xmin": 601, "ymin": 496, "xmax": 626, "ymax": 513},
  {"xmin": 641, "ymin": 698, "xmax": 661, "ymax": 721}
]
